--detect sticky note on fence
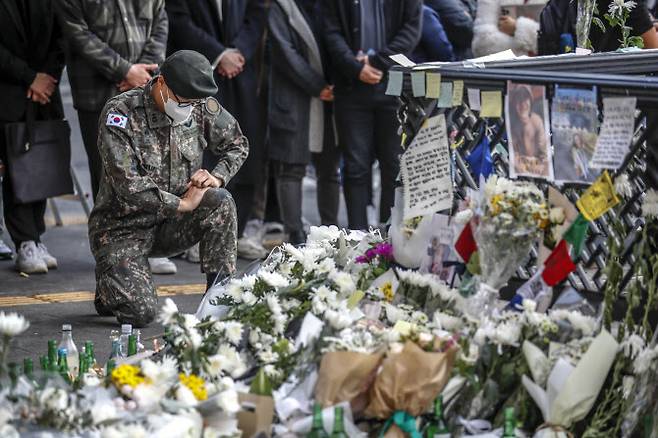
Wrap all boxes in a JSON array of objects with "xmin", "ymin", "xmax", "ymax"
[
  {"xmin": 468, "ymin": 88, "xmax": 481, "ymax": 110},
  {"xmin": 452, "ymin": 80, "xmax": 464, "ymax": 106},
  {"xmin": 437, "ymin": 82, "xmax": 453, "ymax": 108},
  {"xmin": 576, "ymin": 170, "xmax": 620, "ymax": 221},
  {"xmin": 411, "ymin": 71, "xmax": 426, "ymax": 97},
  {"xmin": 385, "ymin": 71, "xmax": 404, "ymax": 96},
  {"xmin": 426, "ymin": 73, "xmax": 441, "ymax": 98},
  {"xmin": 480, "ymin": 91, "xmax": 502, "ymax": 118}
]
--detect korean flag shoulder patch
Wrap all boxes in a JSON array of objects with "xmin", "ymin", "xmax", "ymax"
[{"xmin": 106, "ymin": 113, "xmax": 128, "ymax": 129}]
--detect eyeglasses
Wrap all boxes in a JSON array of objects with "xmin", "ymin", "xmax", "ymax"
[{"xmin": 168, "ymin": 88, "xmax": 203, "ymax": 108}]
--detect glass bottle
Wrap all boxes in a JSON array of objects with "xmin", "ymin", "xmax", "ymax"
[
  {"xmin": 132, "ymin": 329, "xmax": 144, "ymax": 352},
  {"xmin": 85, "ymin": 341, "xmax": 96, "ymax": 367},
  {"xmin": 47, "ymin": 339, "xmax": 57, "ymax": 370},
  {"xmin": 108, "ymin": 339, "xmax": 121, "ymax": 361},
  {"xmin": 424, "ymin": 395, "xmax": 450, "ymax": 438},
  {"xmin": 105, "ymin": 359, "xmax": 116, "ymax": 380},
  {"xmin": 330, "ymin": 406, "xmax": 348, "ymax": 438},
  {"xmin": 58, "ymin": 324, "xmax": 79, "ymax": 375},
  {"xmin": 307, "ymin": 403, "xmax": 329, "ymax": 438},
  {"xmin": 57, "ymin": 348, "xmax": 71, "ymax": 383},
  {"xmin": 127, "ymin": 334, "xmax": 137, "ymax": 356},
  {"xmin": 502, "ymin": 407, "xmax": 516, "ymax": 437},
  {"xmin": 119, "ymin": 324, "xmax": 132, "ymax": 357},
  {"xmin": 8, "ymin": 362, "xmax": 19, "ymax": 386},
  {"xmin": 23, "ymin": 358, "xmax": 34, "ymax": 380},
  {"xmin": 39, "ymin": 355, "xmax": 49, "ymax": 373}
]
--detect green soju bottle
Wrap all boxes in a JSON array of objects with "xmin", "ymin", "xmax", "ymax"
[
  {"xmin": 425, "ymin": 395, "xmax": 450, "ymax": 437},
  {"xmin": 502, "ymin": 407, "xmax": 516, "ymax": 437},
  {"xmin": 8, "ymin": 362, "xmax": 19, "ymax": 386},
  {"xmin": 307, "ymin": 403, "xmax": 329, "ymax": 438},
  {"xmin": 57, "ymin": 348, "xmax": 71, "ymax": 383},
  {"xmin": 106, "ymin": 359, "xmax": 116, "ymax": 379},
  {"xmin": 85, "ymin": 341, "xmax": 96, "ymax": 367},
  {"xmin": 127, "ymin": 334, "xmax": 137, "ymax": 356},
  {"xmin": 330, "ymin": 406, "xmax": 348, "ymax": 438},
  {"xmin": 39, "ymin": 355, "xmax": 49, "ymax": 373},
  {"xmin": 644, "ymin": 414, "xmax": 654, "ymax": 438},
  {"xmin": 47, "ymin": 340, "xmax": 58, "ymax": 371},
  {"xmin": 23, "ymin": 358, "xmax": 34, "ymax": 380}
]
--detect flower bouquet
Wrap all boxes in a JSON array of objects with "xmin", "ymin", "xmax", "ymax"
[{"xmin": 466, "ymin": 176, "xmax": 549, "ymax": 318}]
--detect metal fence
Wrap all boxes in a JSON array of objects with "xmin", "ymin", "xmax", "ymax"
[{"xmin": 393, "ymin": 54, "xmax": 658, "ymax": 299}]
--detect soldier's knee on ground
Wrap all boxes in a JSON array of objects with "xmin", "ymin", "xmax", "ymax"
[
  {"xmin": 114, "ymin": 300, "xmax": 157, "ymax": 328},
  {"xmin": 199, "ymin": 187, "xmax": 235, "ymax": 211}
]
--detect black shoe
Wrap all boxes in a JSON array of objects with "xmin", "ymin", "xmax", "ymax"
[
  {"xmin": 288, "ymin": 230, "xmax": 307, "ymax": 246},
  {"xmin": 0, "ymin": 240, "xmax": 12, "ymax": 260},
  {"xmin": 94, "ymin": 297, "xmax": 114, "ymax": 317}
]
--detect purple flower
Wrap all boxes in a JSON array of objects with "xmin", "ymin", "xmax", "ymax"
[
  {"xmin": 355, "ymin": 255, "xmax": 369, "ymax": 264},
  {"xmin": 374, "ymin": 242, "xmax": 394, "ymax": 260}
]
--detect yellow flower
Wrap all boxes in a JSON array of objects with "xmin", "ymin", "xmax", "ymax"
[
  {"xmin": 111, "ymin": 364, "xmax": 145, "ymax": 388},
  {"xmin": 381, "ymin": 282, "xmax": 395, "ymax": 302},
  {"xmin": 179, "ymin": 373, "xmax": 208, "ymax": 401}
]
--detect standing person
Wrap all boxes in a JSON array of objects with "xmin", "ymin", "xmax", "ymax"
[
  {"xmin": 268, "ymin": 0, "xmax": 341, "ymax": 244},
  {"xmin": 425, "ymin": 0, "xmax": 474, "ymax": 60},
  {"xmin": 0, "ymin": 0, "xmax": 64, "ymax": 273},
  {"xmin": 324, "ymin": 0, "xmax": 422, "ymax": 230},
  {"xmin": 58, "ymin": 0, "xmax": 178, "ymax": 275},
  {"xmin": 165, "ymin": 0, "xmax": 269, "ymax": 258},
  {"xmin": 90, "ymin": 50, "xmax": 248, "ymax": 327}
]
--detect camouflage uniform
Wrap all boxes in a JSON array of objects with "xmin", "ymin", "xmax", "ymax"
[{"xmin": 89, "ymin": 81, "xmax": 248, "ymax": 327}]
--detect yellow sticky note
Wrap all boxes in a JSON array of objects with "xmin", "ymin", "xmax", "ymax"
[
  {"xmin": 480, "ymin": 91, "xmax": 502, "ymax": 118},
  {"xmin": 452, "ymin": 80, "xmax": 464, "ymax": 106},
  {"xmin": 576, "ymin": 170, "xmax": 620, "ymax": 221},
  {"xmin": 393, "ymin": 320, "xmax": 414, "ymax": 336},
  {"xmin": 426, "ymin": 73, "xmax": 441, "ymax": 98},
  {"xmin": 347, "ymin": 290, "xmax": 366, "ymax": 309}
]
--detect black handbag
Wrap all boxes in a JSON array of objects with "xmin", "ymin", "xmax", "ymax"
[{"xmin": 4, "ymin": 103, "xmax": 74, "ymax": 204}]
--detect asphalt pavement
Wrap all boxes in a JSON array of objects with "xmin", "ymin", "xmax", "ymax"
[{"xmin": 0, "ymin": 72, "xmax": 350, "ymax": 365}]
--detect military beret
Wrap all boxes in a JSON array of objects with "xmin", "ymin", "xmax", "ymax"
[{"xmin": 160, "ymin": 50, "xmax": 218, "ymax": 99}]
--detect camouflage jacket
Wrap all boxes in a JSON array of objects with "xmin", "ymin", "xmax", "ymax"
[
  {"xmin": 89, "ymin": 81, "xmax": 249, "ymax": 247},
  {"xmin": 57, "ymin": 0, "xmax": 168, "ymax": 111}
]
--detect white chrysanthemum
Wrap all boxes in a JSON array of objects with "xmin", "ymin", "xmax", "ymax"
[
  {"xmin": 220, "ymin": 321, "xmax": 243, "ymax": 345},
  {"xmin": 101, "ymin": 424, "xmax": 148, "ymax": 438},
  {"xmin": 132, "ymin": 383, "xmax": 167, "ymax": 411},
  {"xmin": 549, "ymin": 207, "xmax": 565, "ymax": 224},
  {"xmin": 217, "ymin": 344, "xmax": 246, "ymax": 377},
  {"xmin": 265, "ymin": 294, "xmax": 283, "ymax": 315},
  {"xmin": 176, "ymin": 385, "xmax": 198, "ymax": 406},
  {"xmin": 622, "ymin": 375, "xmax": 635, "ymax": 400},
  {"xmin": 609, "ymin": 0, "xmax": 637, "ymax": 16},
  {"xmin": 454, "ymin": 209, "xmax": 473, "ymax": 225},
  {"xmin": 226, "ymin": 281, "xmax": 244, "ymax": 302},
  {"xmin": 259, "ymin": 270, "xmax": 290, "ymax": 288},
  {"xmin": 329, "ymin": 271, "xmax": 356, "ymax": 296},
  {"xmin": 621, "ymin": 334, "xmax": 646, "ymax": 359},
  {"xmin": 188, "ymin": 328, "xmax": 203, "ymax": 349},
  {"xmin": 141, "ymin": 356, "xmax": 177, "ymax": 385},
  {"xmin": 315, "ymin": 257, "xmax": 337, "ymax": 274},
  {"xmin": 39, "ymin": 387, "xmax": 68, "ymax": 411},
  {"xmin": 311, "ymin": 296, "xmax": 327, "ymax": 315},
  {"xmin": 325, "ymin": 307, "xmax": 353, "ymax": 330},
  {"xmin": 182, "ymin": 314, "xmax": 200, "ymax": 332},
  {"xmin": 643, "ymin": 189, "xmax": 658, "ymax": 219},
  {"xmin": 550, "ymin": 309, "xmax": 597, "ymax": 336},
  {"xmin": 522, "ymin": 299, "xmax": 537, "ymax": 313},
  {"xmin": 614, "ymin": 174, "xmax": 634, "ymax": 199},
  {"xmin": 634, "ymin": 345, "xmax": 658, "ymax": 374},
  {"xmin": 248, "ymin": 329, "xmax": 261, "ymax": 347},
  {"xmin": 433, "ymin": 311, "xmax": 463, "ymax": 331},
  {"xmin": 307, "ymin": 225, "xmax": 341, "ymax": 244},
  {"xmin": 0, "ymin": 312, "xmax": 29, "ymax": 337},
  {"xmin": 242, "ymin": 291, "xmax": 257, "ymax": 306},
  {"xmin": 215, "ymin": 387, "xmax": 240, "ymax": 413}
]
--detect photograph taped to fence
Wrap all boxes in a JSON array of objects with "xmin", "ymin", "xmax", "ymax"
[
  {"xmin": 551, "ymin": 86, "xmax": 600, "ymax": 184},
  {"xmin": 505, "ymin": 81, "xmax": 554, "ymax": 181}
]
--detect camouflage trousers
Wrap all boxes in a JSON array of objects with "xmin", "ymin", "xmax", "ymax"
[{"xmin": 93, "ymin": 188, "xmax": 237, "ymax": 327}]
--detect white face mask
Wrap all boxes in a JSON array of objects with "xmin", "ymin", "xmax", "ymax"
[{"xmin": 160, "ymin": 87, "xmax": 193, "ymax": 125}]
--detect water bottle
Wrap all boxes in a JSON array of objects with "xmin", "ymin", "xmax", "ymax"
[
  {"xmin": 119, "ymin": 324, "xmax": 132, "ymax": 357},
  {"xmin": 58, "ymin": 324, "xmax": 79, "ymax": 375}
]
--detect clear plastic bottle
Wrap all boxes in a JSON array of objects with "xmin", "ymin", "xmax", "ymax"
[
  {"xmin": 119, "ymin": 324, "xmax": 132, "ymax": 357},
  {"xmin": 58, "ymin": 324, "xmax": 79, "ymax": 375},
  {"xmin": 132, "ymin": 329, "xmax": 145, "ymax": 352}
]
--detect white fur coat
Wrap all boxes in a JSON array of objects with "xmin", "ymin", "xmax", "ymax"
[{"xmin": 472, "ymin": 0, "xmax": 540, "ymax": 57}]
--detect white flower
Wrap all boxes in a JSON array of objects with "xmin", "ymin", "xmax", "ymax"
[
  {"xmin": 312, "ymin": 296, "xmax": 328, "ymax": 315},
  {"xmin": 226, "ymin": 282, "xmax": 244, "ymax": 302},
  {"xmin": 141, "ymin": 356, "xmax": 177, "ymax": 385},
  {"xmin": 221, "ymin": 321, "xmax": 243, "ymax": 345},
  {"xmin": 263, "ymin": 364, "xmax": 283, "ymax": 381},
  {"xmin": 215, "ymin": 387, "xmax": 240, "ymax": 413},
  {"xmin": 257, "ymin": 348, "xmax": 279, "ymax": 363},
  {"xmin": 132, "ymin": 383, "xmax": 167, "ymax": 411},
  {"xmin": 634, "ymin": 345, "xmax": 658, "ymax": 374},
  {"xmin": 182, "ymin": 314, "xmax": 200, "ymax": 331},
  {"xmin": 176, "ymin": 384, "xmax": 198, "ymax": 406},
  {"xmin": 643, "ymin": 189, "xmax": 658, "ymax": 219},
  {"xmin": 325, "ymin": 308, "xmax": 352, "ymax": 330},
  {"xmin": 39, "ymin": 387, "xmax": 68, "ymax": 411},
  {"xmin": 614, "ymin": 174, "xmax": 634, "ymax": 199},
  {"xmin": 259, "ymin": 270, "xmax": 290, "ymax": 288},
  {"xmin": 158, "ymin": 299, "xmax": 179, "ymax": 325},
  {"xmin": 265, "ymin": 294, "xmax": 283, "ymax": 316},
  {"xmin": 329, "ymin": 271, "xmax": 356, "ymax": 296},
  {"xmin": 248, "ymin": 329, "xmax": 261, "ymax": 347},
  {"xmin": 217, "ymin": 344, "xmax": 247, "ymax": 377},
  {"xmin": 308, "ymin": 225, "xmax": 341, "ymax": 244},
  {"xmin": 242, "ymin": 291, "xmax": 257, "ymax": 306},
  {"xmin": 549, "ymin": 207, "xmax": 565, "ymax": 224},
  {"xmin": 188, "ymin": 328, "xmax": 203, "ymax": 350},
  {"xmin": 433, "ymin": 311, "xmax": 463, "ymax": 331},
  {"xmin": 0, "ymin": 312, "xmax": 29, "ymax": 337},
  {"xmin": 91, "ymin": 398, "xmax": 119, "ymax": 424},
  {"xmin": 101, "ymin": 424, "xmax": 147, "ymax": 438},
  {"xmin": 622, "ymin": 376, "xmax": 635, "ymax": 400},
  {"xmin": 454, "ymin": 209, "xmax": 473, "ymax": 225},
  {"xmin": 621, "ymin": 334, "xmax": 646, "ymax": 359},
  {"xmin": 549, "ymin": 309, "xmax": 597, "ymax": 336},
  {"xmin": 206, "ymin": 354, "xmax": 225, "ymax": 377},
  {"xmin": 522, "ymin": 299, "xmax": 537, "ymax": 313},
  {"xmin": 384, "ymin": 303, "xmax": 406, "ymax": 324},
  {"xmin": 609, "ymin": 0, "xmax": 637, "ymax": 16},
  {"xmin": 493, "ymin": 320, "xmax": 522, "ymax": 346},
  {"xmin": 315, "ymin": 258, "xmax": 337, "ymax": 274}
]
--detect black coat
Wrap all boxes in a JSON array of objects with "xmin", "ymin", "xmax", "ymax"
[
  {"xmin": 323, "ymin": 0, "xmax": 422, "ymax": 91},
  {"xmin": 0, "ymin": 0, "xmax": 64, "ymax": 122},
  {"xmin": 424, "ymin": 0, "xmax": 474, "ymax": 60},
  {"xmin": 267, "ymin": 0, "xmax": 335, "ymax": 165},
  {"xmin": 165, "ymin": 0, "xmax": 267, "ymax": 183}
]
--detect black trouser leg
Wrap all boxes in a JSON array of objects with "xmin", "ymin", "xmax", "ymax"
[
  {"xmin": 0, "ymin": 130, "xmax": 46, "ymax": 247},
  {"xmin": 77, "ymin": 110, "xmax": 103, "ymax": 201},
  {"xmin": 312, "ymin": 147, "xmax": 340, "ymax": 226},
  {"xmin": 373, "ymin": 93, "xmax": 402, "ymax": 224},
  {"xmin": 272, "ymin": 161, "xmax": 305, "ymax": 242}
]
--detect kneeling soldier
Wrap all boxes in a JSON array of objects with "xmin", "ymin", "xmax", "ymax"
[{"xmin": 89, "ymin": 50, "xmax": 249, "ymax": 327}]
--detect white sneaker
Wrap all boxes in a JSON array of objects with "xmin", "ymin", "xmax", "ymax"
[
  {"xmin": 243, "ymin": 219, "xmax": 264, "ymax": 240},
  {"xmin": 237, "ymin": 236, "xmax": 269, "ymax": 260},
  {"xmin": 185, "ymin": 243, "xmax": 200, "ymax": 263},
  {"xmin": 148, "ymin": 257, "xmax": 177, "ymax": 275},
  {"xmin": 263, "ymin": 221, "xmax": 285, "ymax": 235},
  {"xmin": 16, "ymin": 241, "xmax": 48, "ymax": 274},
  {"xmin": 37, "ymin": 243, "xmax": 58, "ymax": 269}
]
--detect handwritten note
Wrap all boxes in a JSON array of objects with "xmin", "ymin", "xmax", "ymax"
[
  {"xmin": 437, "ymin": 82, "xmax": 453, "ymax": 108},
  {"xmin": 411, "ymin": 71, "xmax": 426, "ymax": 97},
  {"xmin": 385, "ymin": 71, "xmax": 403, "ymax": 96},
  {"xmin": 400, "ymin": 115, "xmax": 453, "ymax": 220},
  {"xmin": 480, "ymin": 91, "xmax": 503, "ymax": 118},
  {"xmin": 452, "ymin": 80, "xmax": 464, "ymax": 106},
  {"xmin": 589, "ymin": 97, "xmax": 636, "ymax": 170},
  {"xmin": 468, "ymin": 88, "xmax": 481, "ymax": 111},
  {"xmin": 389, "ymin": 54, "xmax": 416, "ymax": 67},
  {"xmin": 576, "ymin": 170, "xmax": 620, "ymax": 221},
  {"xmin": 426, "ymin": 72, "xmax": 441, "ymax": 98}
]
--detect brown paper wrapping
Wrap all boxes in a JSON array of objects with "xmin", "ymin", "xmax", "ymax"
[
  {"xmin": 365, "ymin": 341, "xmax": 458, "ymax": 438},
  {"xmin": 314, "ymin": 351, "xmax": 384, "ymax": 408}
]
